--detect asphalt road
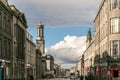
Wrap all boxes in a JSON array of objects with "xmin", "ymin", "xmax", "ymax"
[{"xmin": 38, "ymin": 78, "xmax": 80, "ymax": 80}]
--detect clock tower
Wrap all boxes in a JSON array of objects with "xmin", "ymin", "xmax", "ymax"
[{"xmin": 36, "ymin": 24, "xmax": 45, "ymax": 55}]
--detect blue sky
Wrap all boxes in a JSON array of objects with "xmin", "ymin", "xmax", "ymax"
[
  {"xmin": 8, "ymin": 0, "xmax": 101, "ymax": 68},
  {"xmin": 44, "ymin": 26, "xmax": 94, "ymax": 48},
  {"xmin": 27, "ymin": 26, "xmax": 94, "ymax": 48}
]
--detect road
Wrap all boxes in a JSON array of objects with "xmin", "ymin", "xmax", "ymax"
[{"xmin": 38, "ymin": 78, "xmax": 80, "ymax": 80}]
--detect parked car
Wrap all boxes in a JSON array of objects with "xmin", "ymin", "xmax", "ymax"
[
  {"xmin": 70, "ymin": 75, "xmax": 76, "ymax": 79},
  {"xmin": 63, "ymin": 76, "xmax": 69, "ymax": 78},
  {"xmin": 45, "ymin": 74, "xmax": 54, "ymax": 78},
  {"xmin": 70, "ymin": 73, "xmax": 76, "ymax": 79}
]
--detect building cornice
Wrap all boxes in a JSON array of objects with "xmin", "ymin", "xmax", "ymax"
[
  {"xmin": 94, "ymin": 0, "xmax": 106, "ymax": 22},
  {"xmin": 9, "ymin": 5, "xmax": 28, "ymax": 28}
]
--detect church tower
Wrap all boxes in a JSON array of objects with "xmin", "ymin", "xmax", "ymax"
[
  {"xmin": 36, "ymin": 24, "xmax": 45, "ymax": 55},
  {"xmin": 86, "ymin": 28, "xmax": 92, "ymax": 47}
]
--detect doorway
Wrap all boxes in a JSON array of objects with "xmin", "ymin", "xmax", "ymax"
[{"xmin": 113, "ymin": 70, "xmax": 118, "ymax": 78}]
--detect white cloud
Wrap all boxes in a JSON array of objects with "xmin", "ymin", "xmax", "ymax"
[
  {"xmin": 46, "ymin": 35, "xmax": 86, "ymax": 68},
  {"xmin": 8, "ymin": 0, "xmax": 101, "ymax": 27}
]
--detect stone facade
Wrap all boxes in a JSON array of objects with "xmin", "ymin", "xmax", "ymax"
[
  {"xmin": 25, "ymin": 32, "xmax": 36, "ymax": 80},
  {"xmin": 0, "ymin": 0, "xmax": 49, "ymax": 79},
  {"xmin": 0, "ymin": 0, "xmax": 27, "ymax": 79},
  {"xmin": 82, "ymin": 0, "xmax": 120, "ymax": 79},
  {"xmin": 11, "ymin": 5, "xmax": 27, "ymax": 80},
  {"xmin": 75, "ymin": 55, "xmax": 84, "ymax": 77},
  {"xmin": 36, "ymin": 24, "xmax": 46, "ymax": 78},
  {"xmin": 84, "ymin": 29, "xmax": 95, "ymax": 76},
  {"xmin": 0, "ymin": 1, "xmax": 12, "ymax": 79},
  {"xmin": 94, "ymin": 0, "xmax": 120, "ymax": 79},
  {"xmin": 45, "ymin": 55, "xmax": 54, "ymax": 78},
  {"xmin": 54, "ymin": 64, "xmax": 61, "ymax": 77}
]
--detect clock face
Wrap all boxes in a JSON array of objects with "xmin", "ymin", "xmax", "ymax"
[{"xmin": 38, "ymin": 43, "xmax": 41, "ymax": 47}]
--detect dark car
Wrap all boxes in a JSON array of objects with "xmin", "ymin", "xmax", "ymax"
[{"xmin": 45, "ymin": 74, "xmax": 54, "ymax": 78}]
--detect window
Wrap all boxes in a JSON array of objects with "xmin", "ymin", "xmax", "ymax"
[
  {"xmin": 4, "ymin": 14, "xmax": 7, "ymax": 30},
  {"xmin": 0, "ymin": 36, "xmax": 2, "ymax": 58},
  {"xmin": 111, "ymin": 0, "xmax": 120, "ymax": 10},
  {"xmin": 7, "ymin": 41, "xmax": 11, "ymax": 59},
  {"xmin": 8, "ymin": 18, "xmax": 11, "ymax": 34},
  {"xmin": 111, "ymin": 18, "xmax": 120, "ymax": 33},
  {"xmin": 4, "ymin": 39, "xmax": 7, "ymax": 58},
  {"xmin": 111, "ymin": 41, "xmax": 120, "ymax": 57},
  {"xmin": 16, "ymin": 25, "xmax": 25, "ymax": 60},
  {"xmin": 37, "ymin": 27, "xmax": 40, "ymax": 37},
  {"xmin": 0, "ymin": 12, "xmax": 2, "ymax": 28}
]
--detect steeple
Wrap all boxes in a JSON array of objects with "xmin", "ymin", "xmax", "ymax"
[
  {"xmin": 36, "ymin": 23, "xmax": 45, "ymax": 55},
  {"xmin": 36, "ymin": 23, "xmax": 44, "ymax": 41},
  {"xmin": 86, "ymin": 28, "xmax": 92, "ymax": 43}
]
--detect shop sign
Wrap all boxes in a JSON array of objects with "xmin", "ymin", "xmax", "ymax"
[{"xmin": 83, "ymin": 67, "xmax": 89, "ymax": 71}]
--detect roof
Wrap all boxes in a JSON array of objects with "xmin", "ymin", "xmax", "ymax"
[
  {"xmin": 9, "ymin": 5, "xmax": 28, "ymax": 28},
  {"xmin": 94, "ymin": 0, "xmax": 105, "ymax": 22}
]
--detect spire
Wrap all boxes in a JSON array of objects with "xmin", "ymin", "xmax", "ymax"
[{"xmin": 86, "ymin": 28, "xmax": 92, "ymax": 43}]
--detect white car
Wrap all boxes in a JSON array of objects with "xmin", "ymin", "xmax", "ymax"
[{"xmin": 70, "ymin": 75, "xmax": 76, "ymax": 79}]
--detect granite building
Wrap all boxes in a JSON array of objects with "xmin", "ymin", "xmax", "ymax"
[
  {"xmin": 94, "ymin": 0, "xmax": 120, "ymax": 79},
  {"xmin": 83, "ymin": 0, "xmax": 120, "ymax": 79},
  {"xmin": 36, "ymin": 24, "xmax": 46, "ymax": 78},
  {"xmin": 10, "ymin": 5, "xmax": 27, "ymax": 80},
  {"xmin": 25, "ymin": 32, "xmax": 36, "ymax": 80},
  {"xmin": 0, "ymin": 0, "xmax": 12, "ymax": 79},
  {"xmin": 45, "ymin": 55, "xmax": 54, "ymax": 77}
]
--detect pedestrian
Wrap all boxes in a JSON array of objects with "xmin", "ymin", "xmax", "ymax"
[{"xmin": 80, "ymin": 75, "xmax": 83, "ymax": 80}]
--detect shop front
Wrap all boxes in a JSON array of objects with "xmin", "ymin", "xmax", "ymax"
[
  {"xmin": 94, "ymin": 57, "xmax": 120, "ymax": 80},
  {"xmin": 83, "ymin": 67, "xmax": 89, "ymax": 76},
  {"xmin": 109, "ymin": 64, "xmax": 120, "ymax": 80}
]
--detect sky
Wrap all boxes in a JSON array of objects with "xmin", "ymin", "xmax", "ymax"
[{"xmin": 8, "ymin": 0, "xmax": 101, "ymax": 69}]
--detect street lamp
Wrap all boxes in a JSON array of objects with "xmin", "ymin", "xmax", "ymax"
[{"xmin": 1, "ymin": 59, "xmax": 6, "ymax": 80}]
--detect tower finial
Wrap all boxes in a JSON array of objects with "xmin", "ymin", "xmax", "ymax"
[
  {"xmin": 40, "ymin": 21, "xmax": 42, "ymax": 24},
  {"xmin": 89, "ymin": 27, "xmax": 91, "ymax": 31},
  {"xmin": 86, "ymin": 28, "xmax": 92, "ymax": 42}
]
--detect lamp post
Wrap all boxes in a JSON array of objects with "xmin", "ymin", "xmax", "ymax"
[
  {"xmin": 0, "ymin": 59, "xmax": 11, "ymax": 80},
  {"xmin": 1, "ymin": 60, "xmax": 6, "ymax": 80}
]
